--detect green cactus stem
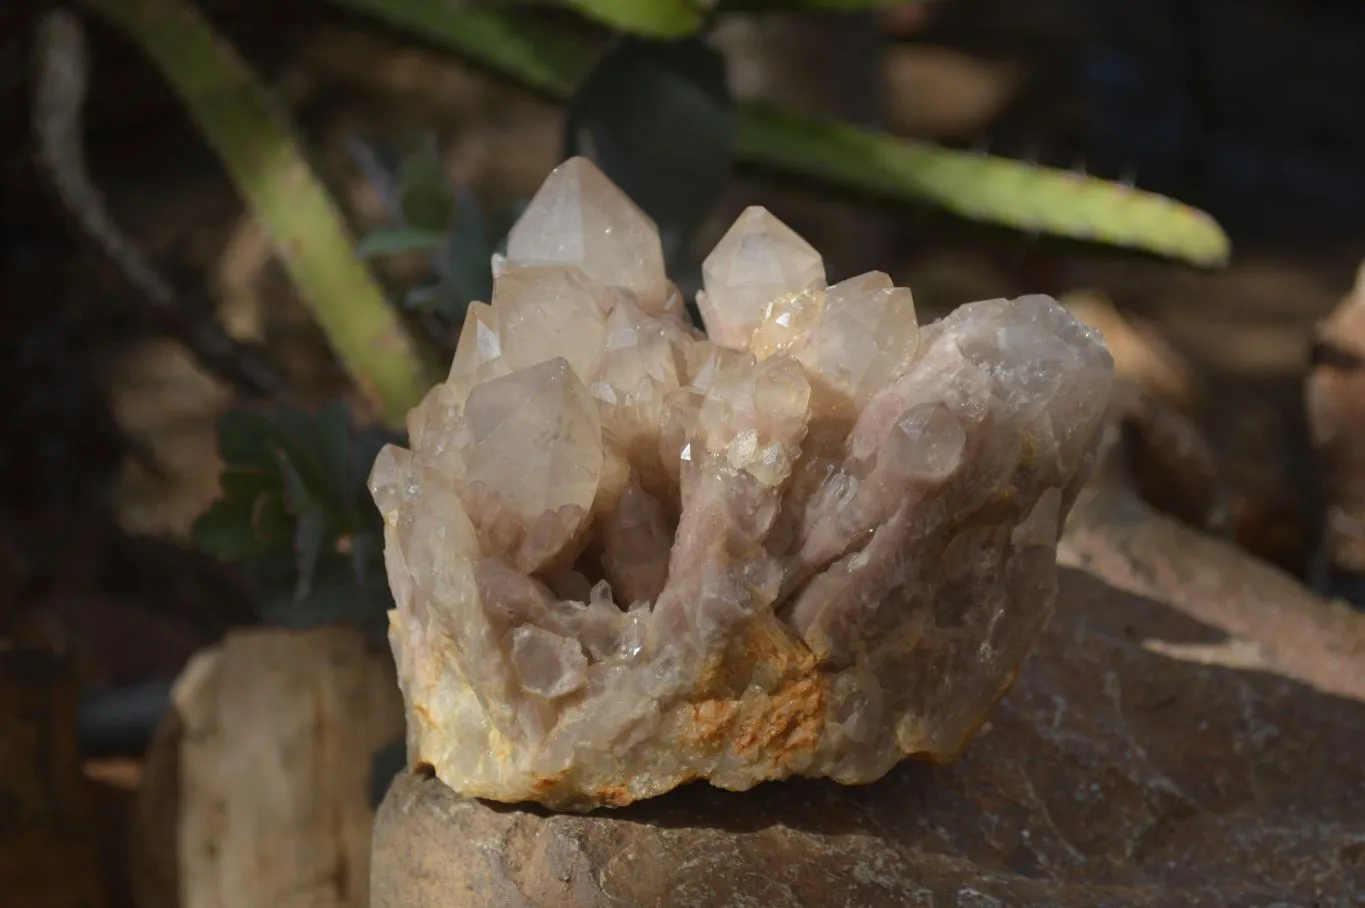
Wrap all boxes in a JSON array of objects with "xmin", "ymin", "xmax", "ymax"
[{"xmin": 84, "ymin": 0, "xmax": 443, "ymax": 427}]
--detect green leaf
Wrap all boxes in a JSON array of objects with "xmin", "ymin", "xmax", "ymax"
[
  {"xmin": 255, "ymin": 405, "xmax": 349, "ymax": 510},
  {"xmin": 356, "ymin": 227, "xmax": 446, "ymax": 258},
  {"xmin": 565, "ymin": 36, "xmax": 735, "ymax": 266},
  {"xmin": 348, "ymin": 529, "xmax": 387, "ymax": 589},
  {"xmin": 192, "ymin": 498, "xmax": 266, "ymax": 560},
  {"xmin": 85, "ymin": 0, "xmax": 441, "ymax": 427},
  {"xmin": 255, "ymin": 552, "xmax": 393, "ymax": 634},
  {"xmin": 559, "ymin": 0, "xmax": 704, "ymax": 37},
  {"xmin": 325, "ymin": 0, "xmax": 591, "ymax": 97},
  {"xmin": 195, "ymin": 400, "xmax": 399, "ymax": 634},
  {"xmin": 436, "ymin": 187, "xmax": 496, "ymax": 315},
  {"xmin": 203, "ymin": 403, "xmax": 368, "ymax": 564},
  {"xmin": 733, "ymin": 105, "xmax": 1232, "ymax": 266},
  {"xmin": 219, "ymin": 468, "xmax": 279, "ymax": 501},
  {"xmin": 398, "ymin": 138, "xmax": 455, "ymax": 230},
  {"xmin": 292, "ymin": 507, "xmax": 329, "ymax": 602},
  {"xmin": 313, "ymin": 402, "xmax": 357, "ymax": 518},
  {"xmin": 216, "ymin": 410, "xmax": 282, "ymax": 472},
  {"xmin": 193, "ymin": 460, "xmax": 293, "ymax": 560},
  {"xmin": 274, "ymin": 440, "xmax": 322, "ymax": 517},
  {"xmin": 402, "ymin": 280, "xmax": 453, "ymax": 314},
  {"xmin": 249, "ymin": 488, "xmax": 295, "ymax": 549},
  {"xmin": 321, "ymin": 0, "xmax": 1231, "ymax": 267}
]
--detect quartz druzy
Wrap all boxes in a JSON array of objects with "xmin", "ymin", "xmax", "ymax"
[{"xmin": 371, "ymin": 157, "xmax": 1114, "ymax": 810}]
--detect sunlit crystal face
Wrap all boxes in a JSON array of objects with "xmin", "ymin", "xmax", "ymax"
[
  {"xmin": 370, "ymin": 158, "xmax": 1115, "ymax": 812},
  {"xmin": 504, "ymin": 157, "xmax": 670, "ymax": 313},
  {"xmin": 697, "ymin": 206, "xmax": 826, "ymax": 349},
  {"xmin": 800, "ymin": 273, "xmax": 920, "ymax": 413},
  {"xmin": 442, "ymin": 302, "xmax": 511, "ymax": 412},
  {"xmin": 747, "ymin": 271, "xmax": 921, "ymax": 416},
  {"xmin": 750, "ymin": 289, "xmax": 826, "ymax": 361},
  {"xmin": 449, "ymin": 302, "xmax": 503, "ymax": 381},
  {"xmin": 492, "ymin": 266, "xmax": 609, "ymax": 382},
  {"xmin": 461, "ymin": 357, "xmax": 602, "ymax": 514}
]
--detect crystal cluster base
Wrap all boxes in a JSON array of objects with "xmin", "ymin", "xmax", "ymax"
[{"xmin": 370, "ymin": 157, "xmax": 1114, "ymax": 810}]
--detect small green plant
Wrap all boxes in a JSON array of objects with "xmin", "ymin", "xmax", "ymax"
[
  {"xmin": 352, "ymin": 139, "xmax": 525, "ymax": 333},
  {"xmin": 190, "ymin": 403, "xmax": 401, "ymax": 633}
]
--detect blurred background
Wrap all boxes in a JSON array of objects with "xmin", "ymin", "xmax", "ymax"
[{"xmin": 3, "ymin": 0, "xmax": 1365, "ymax": 905}]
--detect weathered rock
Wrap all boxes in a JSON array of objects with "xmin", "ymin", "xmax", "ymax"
[
  {"xmin": 1062, "ymin": 289, "xmax": 1201, "ymax": 415},
  {"xmin": 1062, "ymin": 414, "xmax": 1365, "ymax": 702},
  {"xmin": 1101, "ymin": 379, "xmax": 1227, "ymax": 534},
  {"xmin": 370, "ymin": 555, "xmax": 1365, "ymax": 907},
  {"xmin": 1306, "ymin": 260, "xmax": 1365, "ymax": 604},
  {"xmin": 370, "ymin": 419, "xmax": 1365, "ymax": 906},
  {"xmin": 131, "ymin": 627, "xmax": 404, "ymax": 908},
  {"xmin": 371, "ymin": 157, "xmax": 1115, "ymax": 810}
]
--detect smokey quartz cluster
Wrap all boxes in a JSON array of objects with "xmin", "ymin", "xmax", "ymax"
[{"xmin": 370, "ymin": 157, "xmax": 1114, "ymax": 810}]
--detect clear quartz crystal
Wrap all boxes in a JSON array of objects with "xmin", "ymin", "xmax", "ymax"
[
  {"xmin": 443, "ymin": 301, "xmax": 510, "ymax": 408},
  {"xmin": 798, "ymin": 271, "xmax": 920, "ymax": 414},
  {"xmin": 503, "ymin": 157, "xmax": 671, "ymax": 313},
  {"xmin": 492, "ymin": 266, "xmax": 609, "ymax": 382},
  {"xmin": 457, "ymin": 358, "xmax": 603, "ymax": 572},
  {"xmin": 697, "ymin": 206, "xmax": 826, "ymax": 349},
  {"xmin": 374, "ymin": 161, "xmax": 1115, "ymax": 812}
]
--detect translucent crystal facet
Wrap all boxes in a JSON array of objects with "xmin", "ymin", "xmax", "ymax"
[
  {"xmin": 442, "ymin": 301, "xmax": 511, "ymax": 409},
  {"xmin": 449, "ymin": 302, "xmax": 505, "ymax": 384},
  {"xmin": 458, "ymin": 358, "xmax": 603, "ymax": 571},
  {"xmin": 374, "ymin": 161, "xmax": 1114, "ymax": 813},
  {"xmin": 697, "ymin": 206, "xmax": 826, "ymax": 349},
  {"xmin": 503, "ymin": 157, "xmax": 670, "ymax": 313},
  {"xmin": 799, "ymin": 272, "xmax": 919, "ymax": 414},
  {"xmin": 492, "ymin": 266, "xmax": 608, "ymax": 381}
]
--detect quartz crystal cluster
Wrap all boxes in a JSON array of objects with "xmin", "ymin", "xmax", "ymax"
[{"xmin": 370, "ymin": 157, "xmax": 1114, "ymax": 811}]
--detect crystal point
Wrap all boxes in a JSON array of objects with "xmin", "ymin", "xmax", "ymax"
[
  {"xmin": 375, "ymin": 161, "xmax": 1114, "ymax": 812},
  {"xmin": 459, "ymin": 357, "xmax": 603, "ymax": 570},
  {"xmin": 698, "ymin": 207, "xmax": 826, "ymax": 349},
  {"xmin": 492, "ymin": 266, "xmax": 608, "ymax": 382},
  {"xmin": 800, "ymin": 272, "xmax": 919, "ymax": 413},
  {"xmin": 504, "ymin": 157, "xmax": 669, "ymax": 311}
]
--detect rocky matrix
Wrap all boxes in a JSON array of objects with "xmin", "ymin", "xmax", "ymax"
[{"xmin": 369, "ymin": 157, "xmax": 1115, "ymax": 811}]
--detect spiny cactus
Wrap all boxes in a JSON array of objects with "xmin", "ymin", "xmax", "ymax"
[
  {"xmin": 736, "ymin": 106, "xmax": 1229, "ymax": 266},
  {"xmin": 328, "ymin": 0, "xmax": 1230, "ymax": 267}
]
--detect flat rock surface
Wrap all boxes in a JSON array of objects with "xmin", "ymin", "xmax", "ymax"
[{"xmin": 372, "ymin": 525, "xmax": 1365, "ymax": 907}]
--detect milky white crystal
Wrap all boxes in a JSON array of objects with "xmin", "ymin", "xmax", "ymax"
[{"xmin": 372, "ymin": 156, "xmax": 1114, "ymax": 811}]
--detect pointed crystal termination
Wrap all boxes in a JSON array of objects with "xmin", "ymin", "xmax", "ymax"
[
  {"xmin": 492, "ymin": 266, "xmax": 608, "ymax": 382},
  {"xmin": 503, "ymin": 157, "xmax": 671, "ymax": 314},
  {"xmin": 805, "ymin": 273, "xmax": 919, "ymax": 414},
  {"xmin": 457, "ymin": 357, "xmax": 604, "ymax": 572},
  {"xmin": 440, "ymin": 301, "xmax": 511, "ymax": 409},
  {"xmin": 750, "ymin": 272, "xmax": 919, "ymax": 418},
  {"xmin": 376, "ymin": 158, "xmax": 1114, "ymax": 813},
  {"xmin": 588, "ymin": 295, "xmax": 687, "ymax": 486},
  {"xmin": 449, "ymin": 302, "xmax": 504, "ymax": 385},
  {"xmin": 697, "ymin": 206, "xmax": 826, "ymax": 349}
]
